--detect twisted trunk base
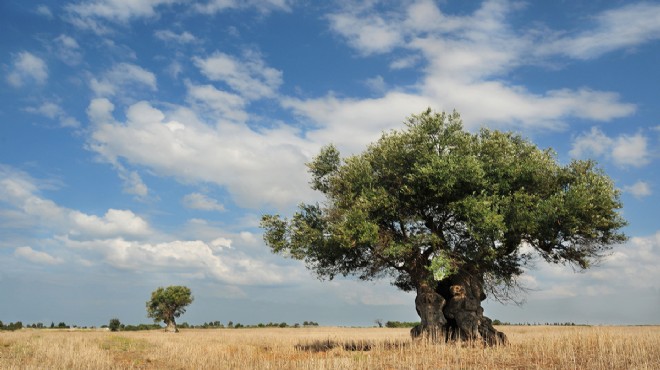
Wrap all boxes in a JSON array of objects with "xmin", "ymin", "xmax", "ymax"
[
  {"xmin": 165, "ymin": 318, "xmax": 178, "ymax": 333},
  {"xmin": 411, "ymin": 273, "xmax": 507, "ymax": 346}
]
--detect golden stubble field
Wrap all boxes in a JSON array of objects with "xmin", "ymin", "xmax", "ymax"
[{"xmin": 1, "ymin": 326, "xmax": 658, "ymax": 369}]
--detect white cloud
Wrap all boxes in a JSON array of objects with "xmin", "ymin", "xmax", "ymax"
[
  {"xmin": 611, "ymin": 133, "xmax": 649, "ymax": 167},
  {"xmin": 623, "ymin": 181, "xmax": 652, "ymax": 199},
  {"xmin": 15, "ymin": 246, "xmax": 63, "ymax": 265},
  {"xmin": 537, "ymin": 2, "xmax": 660, "ymax": 60},
  {"xmin": 87, "ymin": 98, "xmax": 115, "ymax": 124},
  {"xmin": 69, "ymin": 209, "xmax": 152, "ymax": 239},
  {"xmin": 154, "ymin": 29, "xmax": 197, "ymax": 44},
  {"xmin": 87, "ymin": 100, "xmax": 316, "ymax": 208},
  {"xmin": 520, "ymin": 230, "xmax": 660, "ymax": 302},
  {"xmin": 185, "ymin": 81, "xmax": 247, "ymax": 122},
  {"xmin": 0, "ymin": 165, "xmax": 152, "ymax": 241},
  {"xmin": 364, "ymin": 75, "xmax": 387, "ymax": 94},
  {"xmin": 65, "ymin": 0, "xmax": 179, "ymax": 33},
  {"xmin": 570, "ymin": 127, "xmax": 650, "ymax": 168},
  {"xmin": 182, "ymin": 193, "xmax": 225, "ymax": 212},
  {"xmin": 194, "ymin": 0, "xmax": 293, "ymax": 15},
  {"xmin": 211, "ymin": 237, "xmax": 232, "ymax": 249},
  {"xmin": 6, "ymin": 52, "xmax": 48, "ymax": 87},
  {"xmin": 1, "ymin": 164, "xmax": 303, "ymax": 285},
  {"xmin": 60, "ymin": 235, "xmax": 295, "ymax": 285},
  {"xmin": 25, "ymin": 101, "xmax": 81, "ymax": 128},
  {"xmin": 288, "ymin": 0, "xmax": 637, "ymax": 143},
  {"xmin": 53, "ymin": 34, "xmax": 83, "ymax": 66},
  {"xmin": 193, "ymin": 51, "xmax": 282, "ymax": 100},
  {"xmin": 90, "ymin": 62, "xmax": 157, "ymax": 97},
  {"xmin": 35, "ymin": 5, "xmax": 53, "ymax": 18},
  {"xmin": 328, "ymin": 12, "xmax": 403, "ymax": 55},
  {"xmin": 389, "ymin": 55, "xmax": 421, "ymax": 70},
  {"xmin": 570, "ymin": 127, "xmax": 612, "ymax": 158},
  {"xmin": 65, "ymin": 0, "xmax": 292, "ymax": 33},
  {"xmin": 117, "ymin": 168, "xmax": 149, "ymax": 198},
  {"xmin": 284, "ymin": 92, "xmax": 435, "ymax": 154}
]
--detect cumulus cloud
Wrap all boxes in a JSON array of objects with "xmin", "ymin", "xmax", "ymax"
[
  {"xmin": 25, "ymin": 101, "xmax": 81, "ymax": 128},
  {"xmin": 284, "ymin": 92, "xmax": 435, "ymax": 154},
  {"xmin": 35, "ymin": 5, "xmax": 53, "ymax": 18},
  {"xmin": 611, "ymin": 133, "xmax": 650, "ymax": 167},
  {"xmin": 52, "ymin": 34, "xmax": 83, "ymax": 65},
  {"xmin": 193, "ymin": 51, "xmax": 282, "ymax": 100},
  {"xmin": 537, "ymin": 2, "xmax": 660, "ymax": 60},
  {"xmin": 185, "ymin": 81, "xmax": 247, "ymax": 122},
  {"xmin": 519, "ymin": 230, "xmax": 660, "ymax": 302},
  {"xmin": 623, "ymin": 181, "xmax": 652, "ymax": 199},
  {"xmin": 182, "ymin": 193, "xmax": 225, "ymax": 212},
  {"xmin": 154, "ymin": 29, "xmax": 197, "ymax": 44},
  {"xmin": 65, "ymin": 0, "xmax": 179, "ymax": 33},
  {"xmin": 87, "ymin": 99, "xmax": 316, "ymax": 208},
  {"xmin": 287, "ymin": 0, "xmax": 637, "ymax": 145},
  {"xmin": 1, "ymin": 164, "xmax": 298, "ymax": 285},
  {"xmin": 65, "ymin": 0, "xmax": 292, "ymax": 33},
  {"xmin": 60, "ymin": 235, "xmax": 295, "ymax": 285},
  {"xmin": 117, "ymin": 168, "xmax": 149, "ymax": 198},
  {"xmin": 6, "ymin": 52, "xmax": 48, "ymax": 87},
  {"xmin": 328, "ymin": 11, "xmax": 403, "ymax": 55},
  {"xmin": 194, "ymin": 0, "xmax": 293, "ymax": 15},
  {"xmin": 570, "ymin": 127, "xmax": 650, "ymax": 168},
  {"xmin": 0, "ymin": 165, "xmax": 152, "ymax": 241},
  {"xmin": 90, "ymin": 62, "xmax": 157, "ymax": 97},
  {"xmin": 14, "ymin": 246, "xmax": 63, "ymax": 265}
]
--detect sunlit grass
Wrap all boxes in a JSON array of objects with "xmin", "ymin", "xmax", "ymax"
[{"xmin": 0, "ymin": 326, "xmax": 658, "ymax": 369}]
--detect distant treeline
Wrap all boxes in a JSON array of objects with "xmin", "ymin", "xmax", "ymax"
[
  {"xmin": 0, "ymin": 321, "xmax": 78, "ymax": 331},
  {"xmin": 384, "ymin": 321, "xmax": 420, "ymax": 328},
  {"xmin": 178, "ymin": 321, "xmax": 321, "ymax": 329},
  {"xmin": 492, "ymin": 320, "xmax": 588, "ymax": 326}
]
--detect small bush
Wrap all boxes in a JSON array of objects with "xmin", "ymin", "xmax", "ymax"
[{"xmin": 109, "ymin": 318, "xmax": 121, "ymax": 332}]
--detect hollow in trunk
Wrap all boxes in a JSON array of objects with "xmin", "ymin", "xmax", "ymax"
[{"xmin": 437, "ymin": 272, "xmax": 507, "ymax": 345}]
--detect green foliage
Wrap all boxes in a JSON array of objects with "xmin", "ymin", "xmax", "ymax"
[
  {"xmin": 0, "ymin": 321, "xmax": 23, "ymax": 331},
  {"xmin": 121, "ymin": 323, "xmax": 162, "ymax": 331},
  {"xmin": 385, "ymin": 321, "xmax": 420, "ymax": 328},
  {"xmin": 108, "ymin": 318, "xmax": 121, "ymax": 332},
  {"xmin": 261, "ymin": 109, "xmax": 627, "ymax": 299},
  {"xmin": 146, "ymin": 286, "xmax": 193, "ymax": 326}
]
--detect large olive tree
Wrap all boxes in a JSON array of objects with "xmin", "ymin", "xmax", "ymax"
[
  {"xmin": 146, "ymin": 286, "xmax": 193, "ymax": 333},
  {"xmin": 261, "ymin": 110, "xmax": 626, "ymax": 345}
]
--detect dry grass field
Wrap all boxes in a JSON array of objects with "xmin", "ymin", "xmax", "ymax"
[{"xmin": 1, "ymin": 325, "xmax": 658, "ymax": 369}]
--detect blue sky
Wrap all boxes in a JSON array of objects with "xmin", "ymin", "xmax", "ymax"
[{"xmin": 1, "ymin": 0, "xmax": 659, "ymax": 327}]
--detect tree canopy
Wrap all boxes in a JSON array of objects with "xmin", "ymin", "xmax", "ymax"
[
  {"xmin": 146, "ymin": 285, "xmax": 193, "ymax": 333},
  {"xmin": 261, "ymin": 109, "xmax": 627, "ymax": 343}
]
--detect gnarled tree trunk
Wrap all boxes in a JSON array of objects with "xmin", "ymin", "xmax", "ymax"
[
  {"xmin": 165, "ymin": 318, "xmax": 178, "ymax": 333},
  {"xmin": 411, "ymin": 272, "xmax": 507, "ymax": 346},
  {"xmin": 437, "ymin": 272, "xmax": 507, "ymax": 345},
  {"xmin": 410, "ymin": 282, "xmax": 446, "ymax": 341}
]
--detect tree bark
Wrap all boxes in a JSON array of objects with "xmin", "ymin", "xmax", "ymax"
[
  {"xmin": 410, "ymin": 282, "xmax": 446, "ymax": 342},
  {"xmin": 411, "ymin": 272, "xmax": 507, "ymax": 345},
  {"xmin": 437, "ymin": 272, "xmax": 507, "ymax": 346},
  {"xmin": 165, "ymin": 318, "xmax": 178, "ymax": 333}
]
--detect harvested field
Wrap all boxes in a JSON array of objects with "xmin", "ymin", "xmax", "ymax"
[{"xmin": 0, "ymin": 326, "xmax": 658, "ymax": 369}]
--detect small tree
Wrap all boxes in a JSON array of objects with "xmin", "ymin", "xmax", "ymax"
[
  {"xmin": 108, "ymin": 318, "xmax": 121, "ymax": 332},
  {"xmin": 146, "ymin": 286, "xmax": 193, "ymax": 333},
  {"xmin": 262, "ymin": 109, "xmax": 627, "ymax": 345}
]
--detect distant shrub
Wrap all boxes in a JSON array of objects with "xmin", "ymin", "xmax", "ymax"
[{"xmin": 109, "ymin": 318, "xmax": 121, "ymax": 332}]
